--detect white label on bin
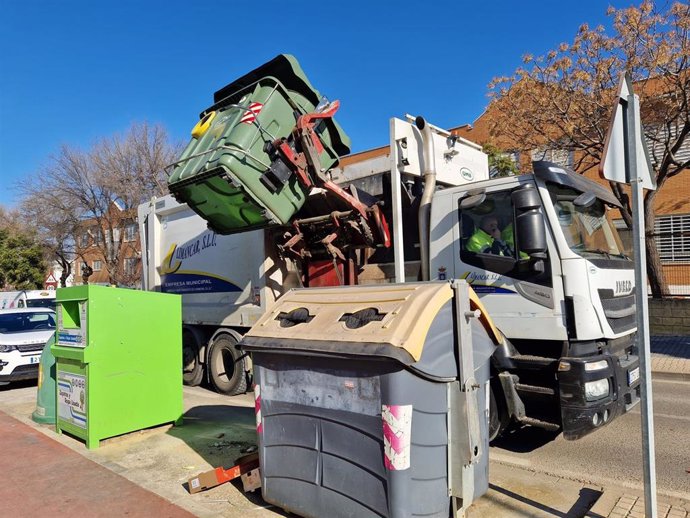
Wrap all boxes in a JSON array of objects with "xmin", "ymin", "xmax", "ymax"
[
  {"xmin": 57, "ymin": 371, "xmax": 87, "ymax": 429},
  {"xmin": 382, "ymin": 404, "xmax": 412, "ymax": 471}
]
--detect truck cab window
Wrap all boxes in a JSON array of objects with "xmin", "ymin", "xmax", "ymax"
[
  {"xmin": 459, "ymin": 190, "xmax": 551, "ymax": 286},
  {"xmin": 547, "ymin": 184, "xmax": 627, "ymax": 260}
]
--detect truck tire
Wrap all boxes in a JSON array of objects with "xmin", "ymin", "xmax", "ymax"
[
  {"xmin": 182, "ymin": 329, "xmax": 203, "ymax": 387},
  {"xmin": 489, "ymin": 381, "xmax": 510, "ymax": 442},
  {"xmin": 208, "ymin": 334, "xmax": 248, "ymax": 396}
]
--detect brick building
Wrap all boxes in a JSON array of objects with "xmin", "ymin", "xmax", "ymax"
[{"xmin": 73, "ymin": 201, "xmax": 141, "ymax": 286}]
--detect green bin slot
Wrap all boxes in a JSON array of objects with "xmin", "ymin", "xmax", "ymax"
[
  {"xmin": 51, "ymin": 285, "xmax": 182, "ymax": 449},
  {"xmin": 168, "ymin": 54, "xmax": 351, "ymax": 234}
]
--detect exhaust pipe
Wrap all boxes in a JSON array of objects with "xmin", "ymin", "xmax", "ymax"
[{"xmin": 416, "ymin": 116, "xmax": 436, "ymax": 281}]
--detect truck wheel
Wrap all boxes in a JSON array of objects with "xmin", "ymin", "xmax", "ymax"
[
  {"xmin": 489, "ymin": 383, "xmax": 509, "ymax": 442},
  {"xmin": 182, "ymin": 330, "xmax": 203, "ymax": 387},
  {"xmin": 208, "ymin": 334, "xmax": 248, "ymax": 396}
]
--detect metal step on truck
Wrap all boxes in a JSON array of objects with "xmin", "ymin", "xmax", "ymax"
[{"xmin": 139, "ymin": 54, "xmax": 640, "ymax": 441}]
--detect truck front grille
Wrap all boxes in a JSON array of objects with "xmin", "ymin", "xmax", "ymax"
[{"xmin": 598, "ymin": 290, "xmax": 636, "ymax": 334}]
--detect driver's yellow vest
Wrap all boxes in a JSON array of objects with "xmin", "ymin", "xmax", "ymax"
[{"xmin": 466, "ymin": 229, "xmax": 494, "ymax": 253}]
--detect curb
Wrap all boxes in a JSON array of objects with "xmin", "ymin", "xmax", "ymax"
[
  {"xmin": 489, "ymin": 454, "xmax": 690, "ymax": 504},
  {"xmin": 651, "ymin": 371, "xmax": 690, "ymax": 382}
]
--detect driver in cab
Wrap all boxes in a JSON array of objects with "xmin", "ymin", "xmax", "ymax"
[{"xmin": 466, "ymin": 215, "xmax": 513, "ymax": 256}]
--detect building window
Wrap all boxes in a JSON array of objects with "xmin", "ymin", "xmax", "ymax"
[
  {"xmin": 80, "ymin": 232, "xmax": 89, "ymax": 248},
  {"xmin": 654, "ymin": 214, "xmax": 690, "ymax": 263},
  {"xmin": 94, "ymin": 228, "xmax": 104, "ymax": 246},
  {"xmin": 93, "ymin": 260, "xmax": 102, "ymax": 272},
  {"xmin": 124, "ymin": 257, "xmax": 139, "ymax": 276},
  {"xmin": 124, "ymin": 223, "xmax": 137, "ymax": 242},
  {"xmin": 531, "ymin": 148, "xmax": 574, "ymax": 169}
]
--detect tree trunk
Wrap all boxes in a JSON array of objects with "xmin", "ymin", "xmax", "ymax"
[
  {"xmin": 644, "ymin": 191, "xmax": 670, "ymax": 298},
  {"xmin": 57, "ymin": 254, "xmax": 71, "ymax": 288}
]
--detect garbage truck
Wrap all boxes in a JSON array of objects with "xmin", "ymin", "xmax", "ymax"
[{"xmin": 139, "ymin": 54, "xmax": 640, "ymax": 440}]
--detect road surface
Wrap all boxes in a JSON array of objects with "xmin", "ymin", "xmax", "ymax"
[{"xmin": 492, "ymin": 377, "xmax": 690, "ymax": 498}]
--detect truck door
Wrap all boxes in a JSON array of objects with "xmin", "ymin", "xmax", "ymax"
[{"xmin": 453, "ymin": 181, "xmax": 567, "ymax": 341}]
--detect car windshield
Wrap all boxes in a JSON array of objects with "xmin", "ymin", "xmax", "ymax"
[
  {"xmin": 0, "ymin": 312, "xmax": 56, "ymax": 334},
  {"xmin": 548, "ymin": 184, "xmax": 628, "ymax": 259},
  {"xmin": 26, "ymin": 299, "xmax": 56, "ymax": 309}
]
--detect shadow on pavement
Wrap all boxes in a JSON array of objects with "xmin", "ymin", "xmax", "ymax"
[
  {"xmin": 166, "ymin": 401, "xmax": 293, "ymax": 516},
  {"xmin": 167, "ymin": 403, "xmax": 257, "ymax": 472},
  {"xmin": 0, "ymin": 379, "xmax": 36, "ymax": 392},
  {"xmin": 491, "ymin": 424, "xmax": 560, "ymax": 453},
  {"xmin": 488, "ymin": 484, "xmax": 603, "ymax": 517}
]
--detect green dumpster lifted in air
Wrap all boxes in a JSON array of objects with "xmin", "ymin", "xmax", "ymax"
[
  {"xmin": 167, "ymin": 54, "xmax": 352, "ymax": 234},
  {"xmin": 51, "ymin": 285, "xmax": 183, "ymax": 449}
]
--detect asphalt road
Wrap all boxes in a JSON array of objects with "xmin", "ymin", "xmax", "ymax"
[{"xmin": 491, "ymin": 377, "xmax": 690, "ymax": 498}]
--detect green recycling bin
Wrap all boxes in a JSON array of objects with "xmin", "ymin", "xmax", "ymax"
[
  {"xmin": 32, "ymin": 333, "xmax": 57, "ymax": 424},
  {"xmin": 167, "ymin": 54, "xmax": 351, "ymax": 234},
  {"xmin": 51, "ymin": 285, "xmax": 183, "ymax": 449}
]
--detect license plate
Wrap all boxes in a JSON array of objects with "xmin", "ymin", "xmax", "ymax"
[
  {"xmin": 30, "ymin": 356, "xmax": 40, "ymax": 364},
  {"xmin": 628, "ymin": 367, "xmax": 640, "ymax": 385}
]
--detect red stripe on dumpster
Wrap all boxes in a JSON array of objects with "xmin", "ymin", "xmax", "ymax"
[
  {"xmin": 382, "ymin": 404, "xmax": 412, "ymax": 470},
  {"xmin": 240, "ymin": 102, "xmax": 263, "ymax": 124},
  {"xmin": 254, "ymin": 384, "xmax": 263, "ymax": 434}
]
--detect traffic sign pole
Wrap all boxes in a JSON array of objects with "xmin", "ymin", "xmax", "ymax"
[{"xmin": 627, "ymin": 92, "xmax": 657, "ymax": 518}]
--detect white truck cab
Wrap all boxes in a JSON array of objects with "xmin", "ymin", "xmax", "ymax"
[{"xmin": 428, "ymin": 160, "xmax": 639, "ymax": 439}]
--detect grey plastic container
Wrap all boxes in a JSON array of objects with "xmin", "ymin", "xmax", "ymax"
[{"xmin": 242, "ymin": 284, "xmax": 493, "ymax": 518}]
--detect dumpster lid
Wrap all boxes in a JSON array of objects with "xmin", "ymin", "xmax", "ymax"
[
  {"xmin": 241, "ymin": 282, "xmax": 453, "ymax": 362},
  {"xmin": 209, "ymin": 54, "xmax": 350, "ymax": 156}
]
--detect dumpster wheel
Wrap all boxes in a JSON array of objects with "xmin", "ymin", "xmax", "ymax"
[{"xmin": 208, "ymin": 333, "xmax": 248, "ymax": 396}]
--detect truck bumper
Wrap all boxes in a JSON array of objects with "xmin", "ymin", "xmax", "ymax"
[{"xmin": 558, "ymin": 350, "xmax": 640, "ymax": 440}]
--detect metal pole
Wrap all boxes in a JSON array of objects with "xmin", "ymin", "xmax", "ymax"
[
  {"xmin": 389, "ymin": 118, "xmax": 406, "ymax": 283},
  {"xmin": 627, "ymin": 93, "xmax": 657, "ymax": 518}
]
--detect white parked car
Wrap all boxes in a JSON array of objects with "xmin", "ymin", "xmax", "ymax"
[{"xmin": 0, "ymin": 308, "xmax": 56, "ymax": 385}]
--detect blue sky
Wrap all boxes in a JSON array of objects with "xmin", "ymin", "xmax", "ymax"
[{"xmin": 0, "ymin": 0, "xmax": 634, "ymax": 207}]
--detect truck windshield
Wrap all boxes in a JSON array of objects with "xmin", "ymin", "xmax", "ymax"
[
  {"xmin": 0, "ymin": 312, "xmax": 56, "ymax": 334},
  {"xmin": 548, "ymin": 184, "xmax": 628, "ymax": 259}
]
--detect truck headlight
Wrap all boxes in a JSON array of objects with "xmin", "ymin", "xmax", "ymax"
[
  {"xmin": 585, "ymin": 379, "xmax": 609, "ymax": 401},
  {"xmin": 0, "ymin": 344, "xmax": 16, "ymax": 353},
  {"xmin": 584, "ymin": 360, "xmax": 608, "ymax": 372}
]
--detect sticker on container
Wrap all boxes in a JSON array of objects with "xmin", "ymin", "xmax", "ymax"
[
  {"xmin": 382, "ymin": 404, "xmax": 412, "ymax": 470},
  {"xmin": 57, "ymin": 371, "xmax": 87, "ymax": 429},
  {"xmin": 240, "ymin": 102, "xmax": 263, "ymax": 124},
  {"xmin": 254, "ymin": 384, "xmax": 263, "ymax": 434}
]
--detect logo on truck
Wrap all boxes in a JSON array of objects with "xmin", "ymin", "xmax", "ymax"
[{"xmin": 160, "ymin": 232, "xmax": 241, "ymax": 294}]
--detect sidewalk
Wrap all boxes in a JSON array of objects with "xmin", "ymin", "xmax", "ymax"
[
  {"xmin": 0, "ymin": 409, "xmax": 194, "ymax": 518},
  {"xmin": 651, "ymin": 335, "xmax": 690, "ymax": 379},
  {"xmin": 471, "ymin": 461, "xmax": 689, "ymax": 518},
  {"xmin": 0, "ymin": 336, "xmax": 687, "ymax": 518}
]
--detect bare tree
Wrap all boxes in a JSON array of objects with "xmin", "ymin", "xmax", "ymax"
[
  {"xmin": 488, "ymin": 1, "xmax": 689, "ymax": 297},
  {"xmin": 19, "ymin": 188, "xmax": 80, "ymax": 287},
  {"xmin": 19, "ymin": 122, "xmax": 182, "ymax": 286}
]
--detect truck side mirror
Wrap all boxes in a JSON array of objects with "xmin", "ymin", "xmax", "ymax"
[
  {"xmin": 459, "ymin": 192, "xmax": 486, "ymax": 210},
  {"xmin": 511, "ymin": 186, "xmax": 547, "ymax": 260},
  {"xmin": 573, "ymin": 192, "xmax": 596, "ymax": 208}
]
